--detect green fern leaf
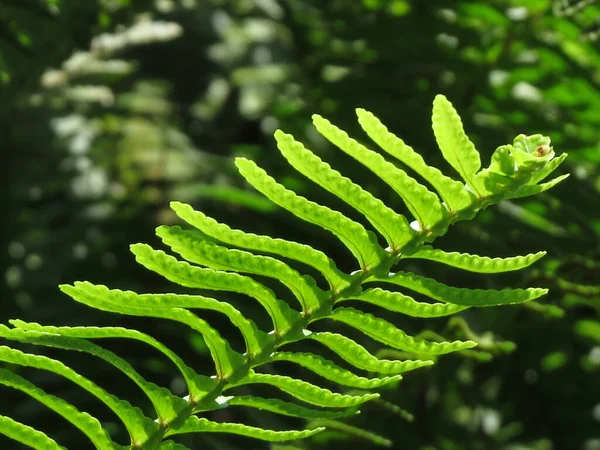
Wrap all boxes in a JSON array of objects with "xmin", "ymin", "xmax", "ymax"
[
  {"xmin": 526, "ymin": 152, "xmax": 568, "ymax": 185},
  {"xmin": 274, "ymin": 128, "xmax": 413, "ymax": 249},
  {"xmin": 8, "ymin": 320, "xmax": 218, "ymax": 401},
  {"xmin": 0, "ymin": 326, "xmax": 188, "ymax": 424},
  {"xmin": 231, "ymin": 371, "xmax": 379, "ymax": 407},
  {"xmin": 165, "ymin": 416, "xmax": 324, "ymax": 441},
  {"xmin": 306, "ymin": 419, "xmax": 392, "ymax": 447},
  {"xmin": 432, "ymin": 94, "xmax": 482, "ymax": 194},
  {"xmin": 312, "ymin": 115, "xmax": 449, "ymax": 236},
  {"xmin": 271, "ymin": 351, "xmax": 403, "ymax": 388},
  {"xmin": 373, "ymin": 271, "xmax": 549, "ymax": 306},
  {"xmin": 310, "ymin": 332, "xmax": 434, "ymax": 374},
  {"xmin": 135, "ymin": 290, "xmax": 268, "ymax": 358},
  {"xmin": 0, "ymin": 94, "xmax": 564, "ymax": 448},
  {"xmin": 0, "ymin": 346, "xmax": 158, "ymax": 446},
  {"xmin": 356, "ymin": 108, "xmax": 474, "ymax": 214},
  {"xmin": 325, "ymin": 307, "xmax": 476, "ymax": 354},
  {"xmin": 505, "ymin": 174, "xmax": 570, "ymax": 199},
  {"xmin": 130, "ymin": 244, "xmax": 301, "ymax": 335},
  {"xmin": 225, "ymin": 395, "xmax": 358, "ymax": 419},
  {"xmin": 338, "ymin": 287, "xmax": 468, "ymax": 317},
  {"xmin": 59, "ymin": 283, "xmax": 268, "ymax": 358},
  {"xmin": 0, "ymin": 369, "xmax": 114, "ymax": 449},
  {"xmin": 403, "ymin": 246, "xmax": 546, "ymax": 273},
  {"xmin": 0, "ymin": 415, "xmax": 66, "ymax": 450},
  {"xmin": 170, "ymin": 201, "xmax": 352, "ymax": 291},
  {"xmin": 235, "ymin": 157, "xmax": 385, "ymax": 270},
  {"xmin": 59, "ymin": 282, "xmax": 245, "ymax": 379},
  {"xmin": 157, "ymin": 225, "xmax": 325, "ymax": 313}
]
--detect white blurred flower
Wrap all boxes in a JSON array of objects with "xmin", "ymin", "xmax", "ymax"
[
  {"xmin": 41, "ymin": 69, "xmax": 68, "ymax": 88},
  {"xmin": 436, "ymin": 33, "xmax": 459, "ymax": 49},
  {"xmin": 155, "ymin": 0, "xmax": 175, "ymax": 13},
  {"xmin": 71, "ymin": 167, "xmax": 108, "ymax": 198},
  {"xmin": 67, "ymin": 85, "xmax": 115, "ymax": 107},
  {"xmin": 481, "ymin": 410, "xmax": 501, "ymax": 435},
  {"xmin": 51, "ymin": 115, "xmax": 86, "ymax": 137},
  {"xmin": 515, "ymin": 49, "xmax": 538, "ymax": 64},
  {"xmin": 70, "ymin": 128, "xmax": 95, "ymax": 155},
  {"xmin": 507, "ymin": 7, "xmax": 528, "ymax": 21},
  {"xmin": 64, "ymin": 51, "xmax": 132, "ymax": 76},
  {"xmin": 92, "ymin": 19, "xmax": 183, "ymax": 55},
  {"xmin": 512, "ymin": 81, "xmax": 542, "ymax": 103},
  {"xmin": 127, "ymin": 20, "xmax": 183, "ymax": 45}
]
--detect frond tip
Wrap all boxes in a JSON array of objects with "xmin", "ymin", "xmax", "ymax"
[{"xmin": 0, "ymin": 94, "xmax": 563, "ymax": 449}]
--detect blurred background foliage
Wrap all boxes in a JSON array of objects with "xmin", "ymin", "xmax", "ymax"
[{"xmin": 1, "ymin": 0, "xmax": 600, "ymax": 449}]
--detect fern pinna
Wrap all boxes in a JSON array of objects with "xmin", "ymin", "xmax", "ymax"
[{"xmin": 0, "ymin": 95, "xmax": 568, "ymax": 449}]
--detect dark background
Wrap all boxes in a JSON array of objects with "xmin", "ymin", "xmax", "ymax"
[{"xmin": 1, "ymin": 1, "xmax": 599, "ymax": 449}]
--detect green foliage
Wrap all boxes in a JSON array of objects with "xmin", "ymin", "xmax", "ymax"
[
  {"xmin": 4, "ymin": 2, "xmax": 600, "ymax": 449},
  {"xmin": 0, "ymin": 95, "xmax": 564, "ymax": 448}
]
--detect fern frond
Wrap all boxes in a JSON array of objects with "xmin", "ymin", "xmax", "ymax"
[
  {"xmin": 8, "ymin": 320, "xmax": 218, "ymax": 399},
  {"xmin": 356, "ymin": 108, "xmax": 474, "ymax": 214},
  {"xmin": 0, "ymin": 416, "xmax": 66, "ymax": 450},
  {"xmin": 0, "ymin": 94, "xmax": 564, "ymax": 449},
  {"xmin": 164, "ymin": 415, "xmax": 324, "ymax": 441},
  {"xmin": 338, "ymin": 287, "xmax": 469, "ymax": 317},
  {"xmin": 306, "ymin": 419, "xmax": 392, "ymax": 447},
  {"xmin": 274, "ymin": 129, "xmax": 414, "ymax": 250},
  {"xmin": 60, "ymin": 282, "xmax": 246, "ymax": 379},
  {"xmin": 324, "ymin": 308, "xmax": 476, "ymax": 354},
  {"xmin": 0, "ymin": 346, "xmax": 158, "ymax": 445},
  {"xmin": 235, "ymin": 157, "xmax": 385, "ymax": 270},
  {"xmin": 0, "ymin": 326, "xmax": 188, "ymax": 424},
  {"xmin": 372, "ymin": 271, "xmax": 549, "ymax": 307},
  {"xmin": 225, "ymin": 396, "xmax": 359, "ymax": 419},
  {"xmin": 312, "ymin": 114, "xmax": 448, "ymax": 236},
  {"xmin": 18, "ymin": 289, "xmax": 264, "ymax": 363},
  {"xmin": 309, "ymin": 332, "xmax": 434, "ymax": 373},
  {"xmin": 156, "ymin": 225, "xmax": 324, "ymax": 313},
  {"xmin": 0, "ymin": 368, "xmax": 114, "ymax": 449},
  {"xmin": 231, "ymin": 371, "xmax": 379, "ymax": 407},
  {"xmin": 432, "ymin": 94, "xmax": 482, "ymax": 195},
  {"xmin": 403, "ymin": 247, "xmax": 547, "ymax": 273},
  {"xmin": 130, "ymin": 244, "xmax": 301, "ymax": 335},
  {"xmin": 169, "ymin": 201, "xmax": 352, "ymax": 291},
  {"xmin": 526, "ymin": 152, "xmax": 568, "ymax": 185},
  {"xmin": 505, "ymin": 173, "xmax": 570, "ymax": 199},
  {"xmin": 271, "ymin": 351, "xmax": 404, "ymax": 388}
]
